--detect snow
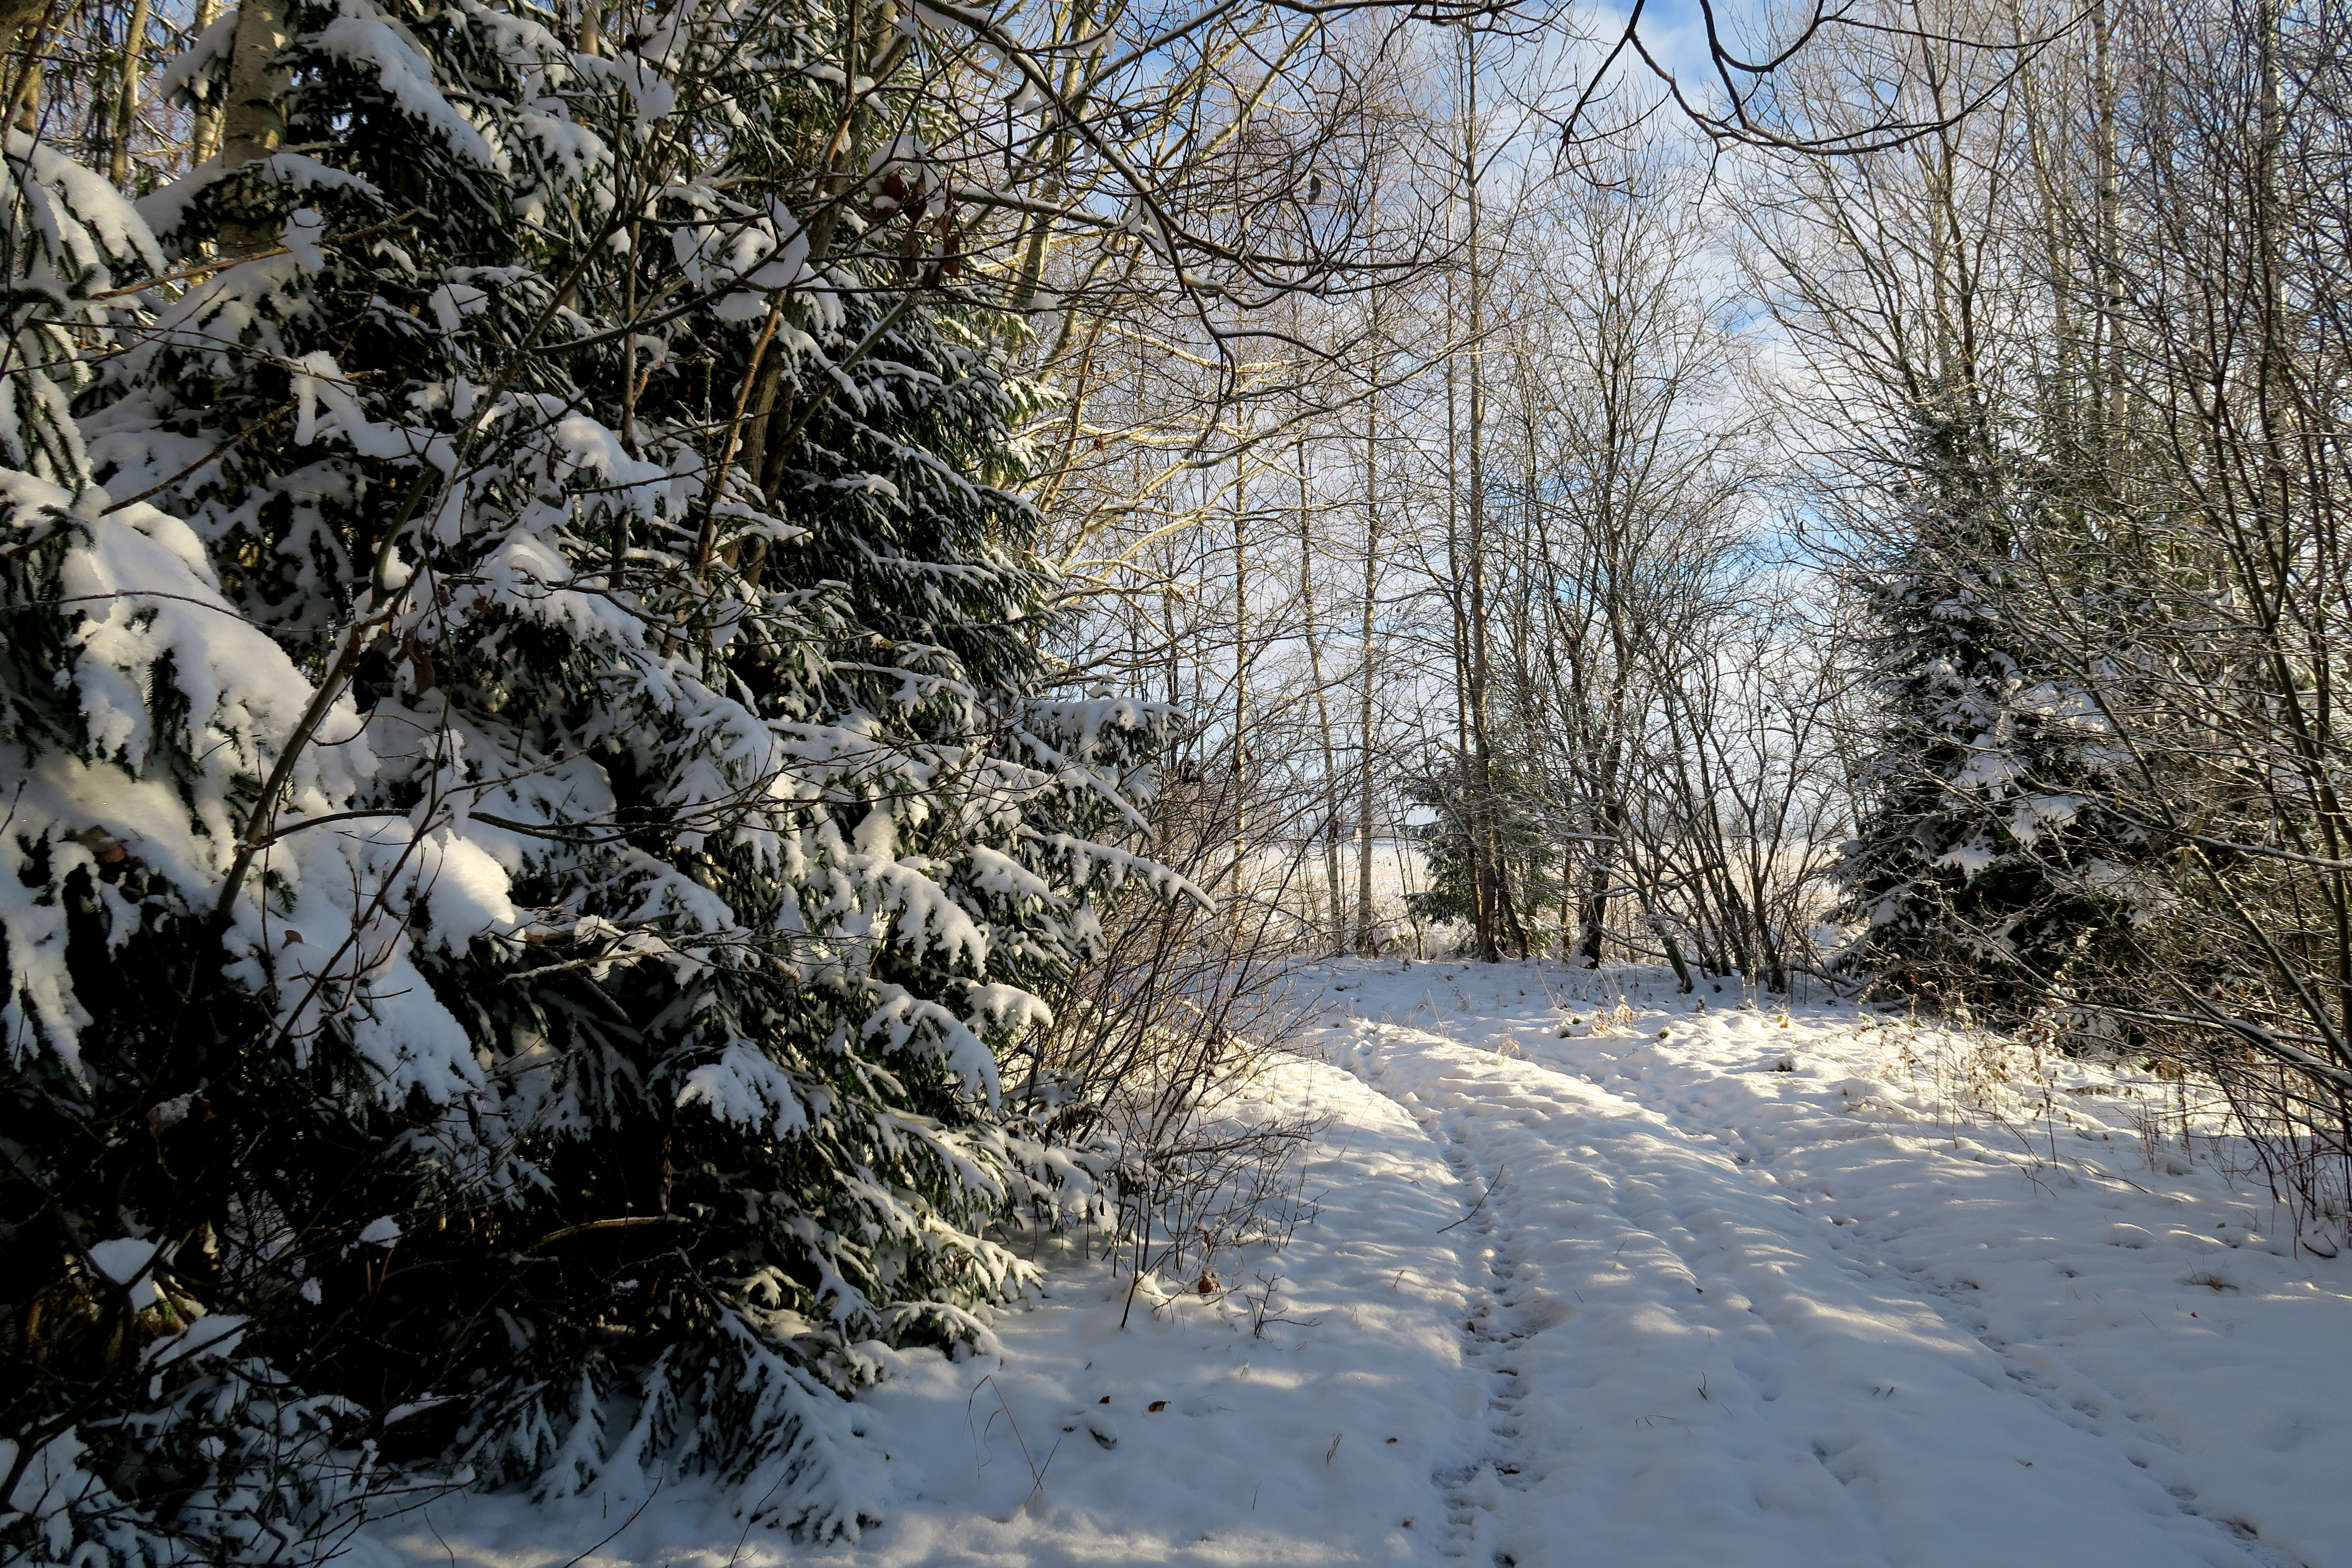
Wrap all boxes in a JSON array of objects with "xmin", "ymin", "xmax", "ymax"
[
  {"xmin": 364, "ymin": 1055, "xmax": 1473, "ymax": 1566},
  {"xmin": 86, "ymin": 1238, "xmax": 162, "ymax": 1311},
  {"xmin": 312, "ymin": 15, "xmax": 502, "ymax": 168},
  {"xmin": 359, "ymin": 962, "xmax": 2352, "ymax": 1568},
  {"xmin": 1324, "ymin": 967, "xmax": 2348, "ymax": 1567},
  {"xmin": 677, "ymin": 1041, "xmax": 815, "ymax": 1140},
  {"xmin": 139, "ymin": 1313, "xmax": 250, "ymax": 1369}
]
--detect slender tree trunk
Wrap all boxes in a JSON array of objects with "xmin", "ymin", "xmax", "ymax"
[
  {"xmin": 1650, "ymin": 906, "xmax": 1696, "ymax": 993},
  {"xmin": 2092, "ymin": 0, "xmax": 2125, "ymax": 438},
  {"xmin": 1461, "ymin": 31, "xmax": 1501, "ymax": 963},
  {"xmin": 110, "ymin": 0, "xmax": 153, "ymax": 187},
  {"xmin": 1356, "ymin": 310, "xmax": 1384, "ymax": 955},
  {"xmin": 1297, "ymin": 428, "xmax": 1344, "ymax": 953},
  {"xmin": 1578, "ymin": 753, "xmax": 1618, "ymax": 968},
  {"xmin": 189, "ymin": 0, "xmax": 223, "ymax": 164},
  {"xmin": 10, "ymin": 47, "xmax": 38, "ymax": 133},
  {"xmin": 219, "ymin": 0, "xmax": 291, "ymax": 253},
  {"xmin": 1231, "ymin": 442, "xmax": 1251, "ymax": 917},
  {"xmin": 1443, "ymin": 288, "xmax": 1471, "ymax": 874}
]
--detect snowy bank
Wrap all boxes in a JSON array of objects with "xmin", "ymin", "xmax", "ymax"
[{"xmin": 363, "ymin": 1054, "xmax": 1477, "ymax": 1567}]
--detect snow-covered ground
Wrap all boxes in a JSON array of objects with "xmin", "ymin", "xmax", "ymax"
[{"xmin": 364, "ymin": 962, "xmax": 2352, "ymax": 1568}]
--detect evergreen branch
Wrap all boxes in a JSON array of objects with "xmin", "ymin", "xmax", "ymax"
[
  {"xmin": 99, "ymin": 402, "xmax": 294, "ymax": 515},
  {"xmin": 88, "ymin": 208, "xmax": 426, "ymax": 300}
]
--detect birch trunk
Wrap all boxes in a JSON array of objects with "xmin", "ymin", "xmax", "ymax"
[{"xmin": 219, "ymin": 0, "xmax": 291, "ymax": 253}]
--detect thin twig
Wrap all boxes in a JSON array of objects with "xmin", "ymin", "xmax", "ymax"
[
  {"xmin": 1436, "ymin": 1165, "xmax": 1505, "ymax": 1233},
  {"xmin": 91, "ymin": 208, "xmax": 426, "ymax": 299},
  {"xmin": 100, "ymin": 403, "xmax": 294, "ymax": 514}
]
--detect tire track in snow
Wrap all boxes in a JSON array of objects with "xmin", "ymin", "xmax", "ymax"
[
  {"xmin": 1435, "ymin": 1131, "xmax": 1539, "ymax": 1564},
  {"xmin": 1367, "ymin": 1072, "xmax": 1519, "ymax": 1561}
]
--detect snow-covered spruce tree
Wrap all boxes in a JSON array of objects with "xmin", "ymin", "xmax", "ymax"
[
  {"xmin": 1405, "ymin": 752, "xmax": 1559, "ymax": 959},
  {"xmin": 6, "ymin": 0, "xmax": 1176, "ymax": 1554},
  {"xmin": 1832, "ymin": 396, "xmax": 2146, "ymax": 1014},
  {"xmin": 0, "ymin": 106, "xmax": 405, "ymax": 1562}
]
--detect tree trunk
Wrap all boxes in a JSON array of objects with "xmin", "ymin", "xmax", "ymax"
[
  {"xmin": 1356, "ymin": 314, "xmax": 1384, "ymax": 955},
  {"xmin": 1297, "ymin": 431, "xmax": 1344, "ymax": 954},
  {"xmin": 111, "ymin": 0, "xmax": 154, "ymax": 187},
  {"xmin": 1230, "ymin": 443, "xmax": 1251, "ymax": 919},
  {"xmin": 219, "ymin": 0, "xmax": 291, "ymax": 254},
  {"xmin": 189, "ymin": 0, "xmax": 223, "ymax": 164},
  {"xmin": 1461, "ymin": 31, "xmax": 1501, "ymax": 963}
]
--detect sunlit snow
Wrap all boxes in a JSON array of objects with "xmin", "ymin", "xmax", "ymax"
[{"xmin": 364, "ymin": 963, "xmax": 2352, "ymax": 1568}]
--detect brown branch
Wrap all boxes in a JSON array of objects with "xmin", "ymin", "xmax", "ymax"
[
  {"xmin": 91, "ymin": 208, "xmax": 425, "ymax": 300},
  {"xmin": 517, "ymin": 1215, "xmax": 694, "ymax": 1253},
  {"xmin": 100, "ymin": 402, "xmax": 294, "ymax": 514}
]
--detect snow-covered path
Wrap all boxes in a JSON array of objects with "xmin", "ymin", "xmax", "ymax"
[
  {"xmin": 368, "ymin": 962, "xmax": 2352, "ymax": 1568},
  {"xmin": 1320, "ymin": 962, "xmax": 2351, "ymax": 1568}
]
